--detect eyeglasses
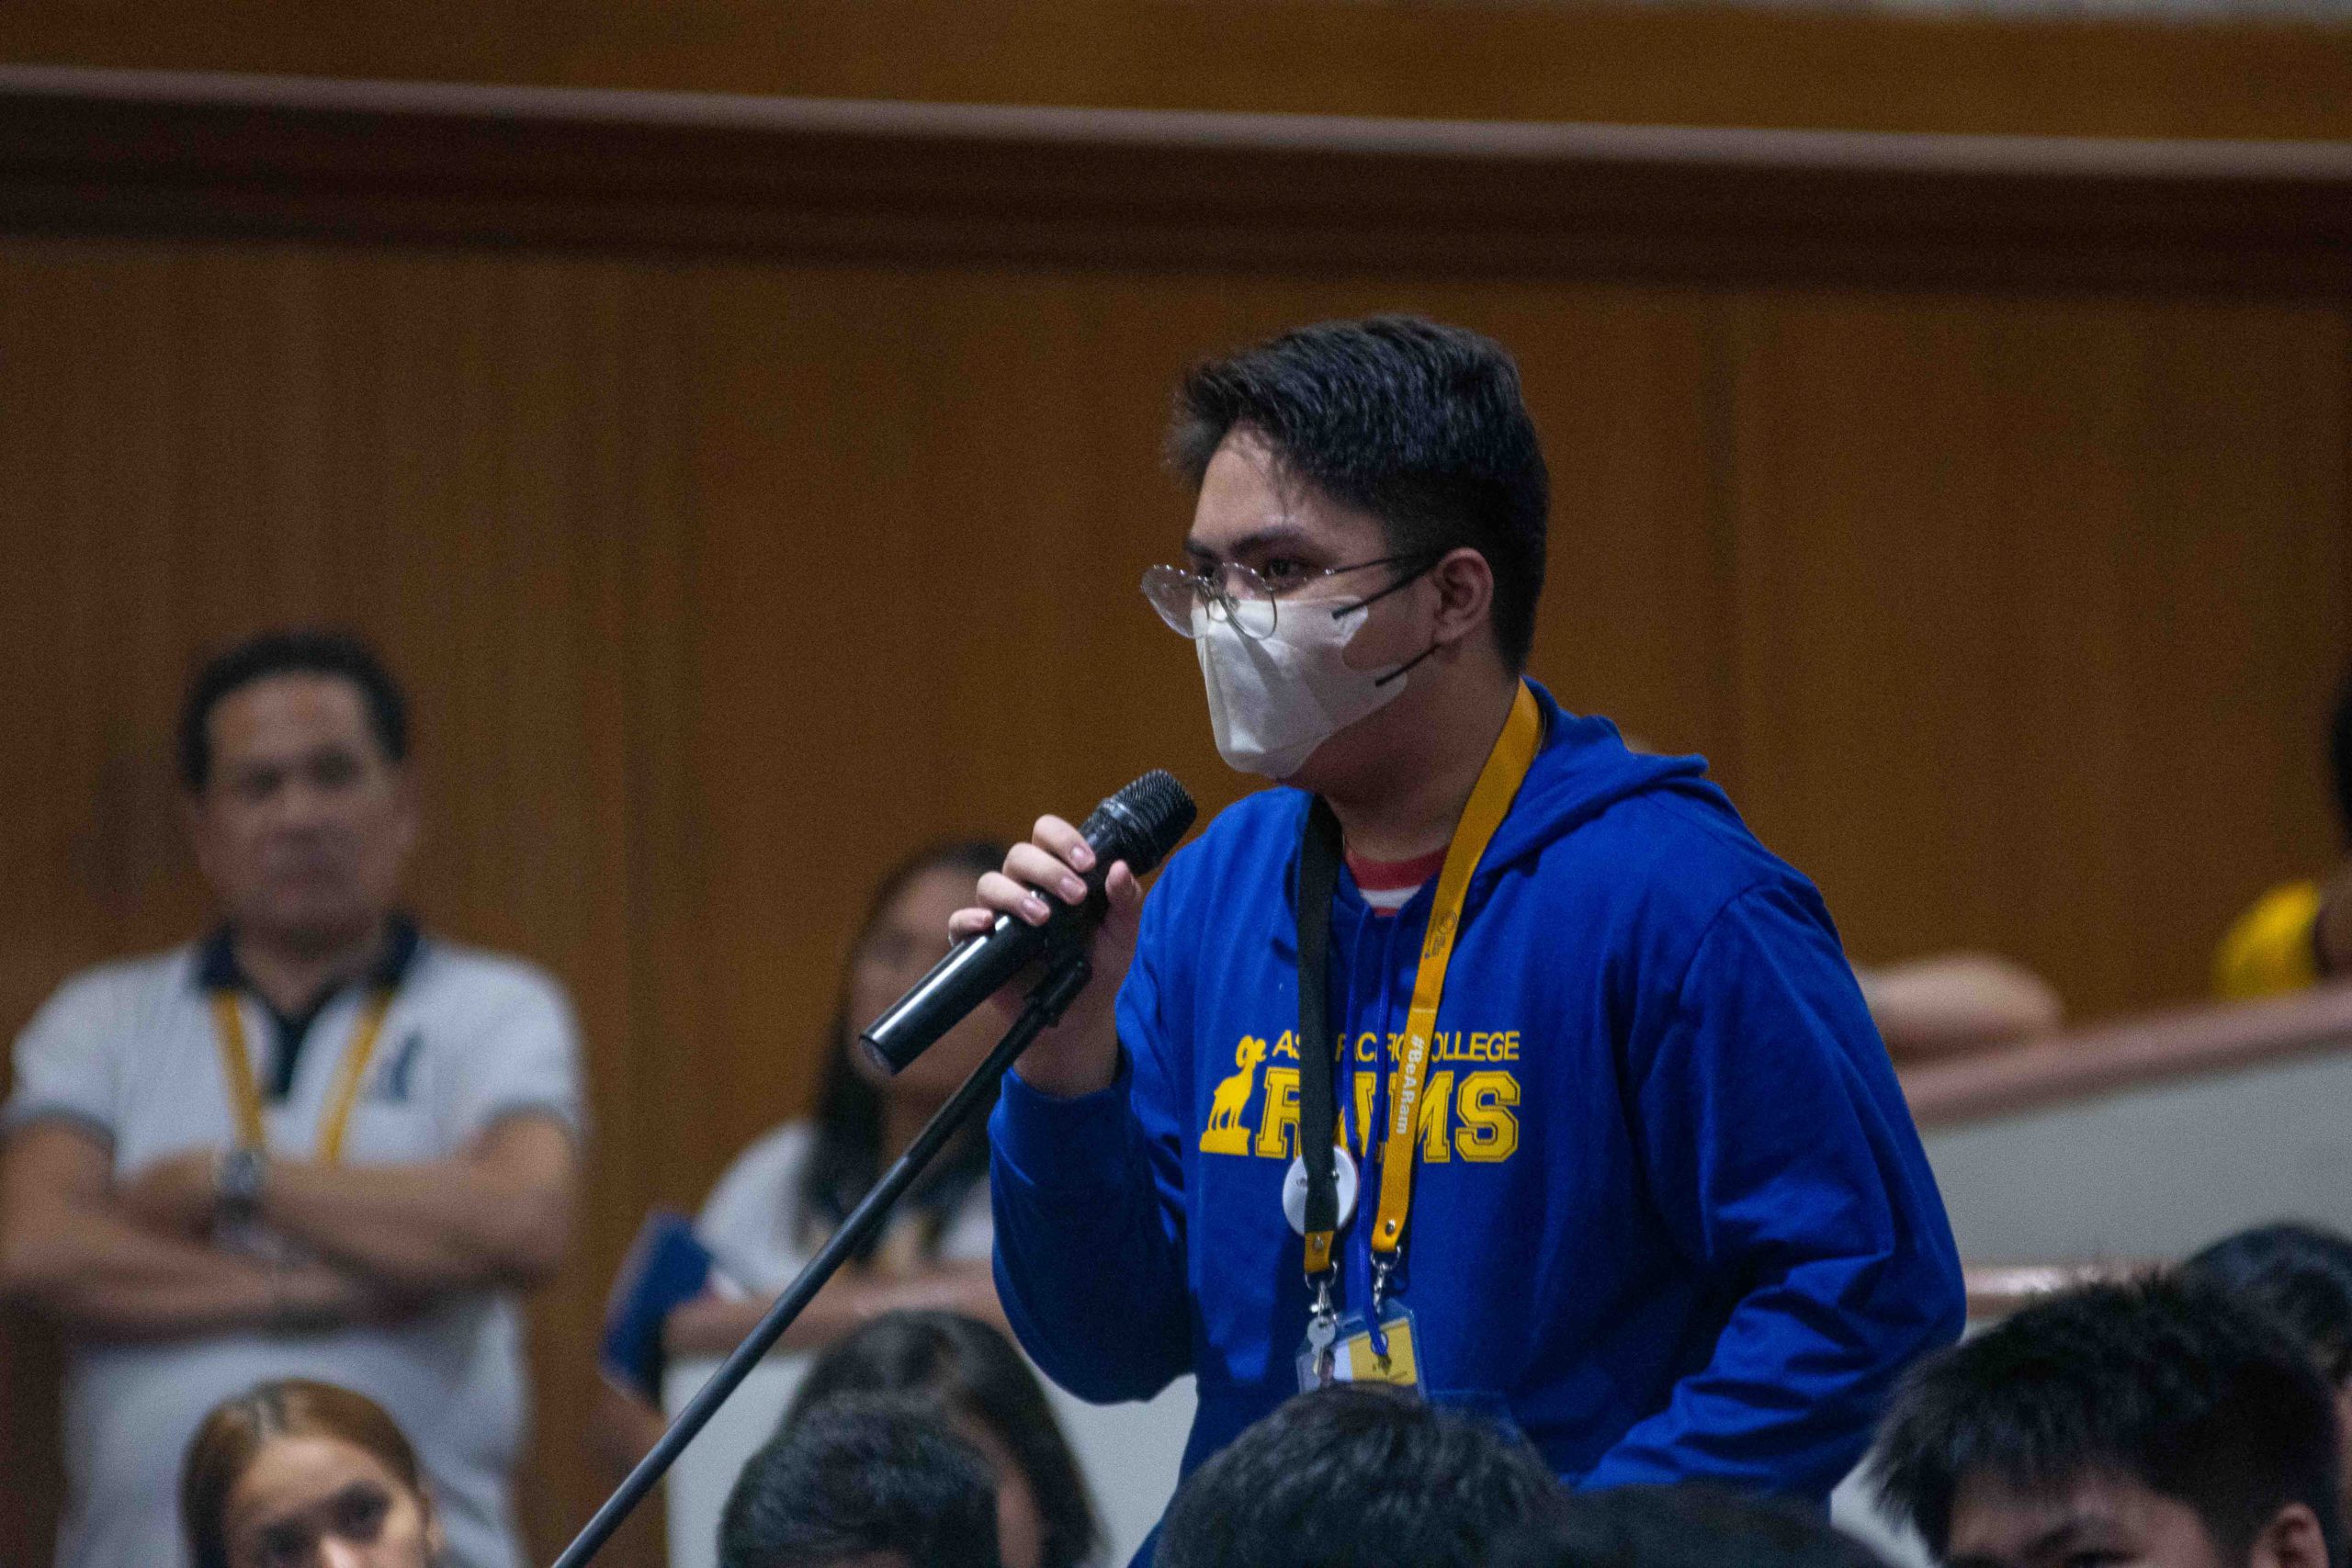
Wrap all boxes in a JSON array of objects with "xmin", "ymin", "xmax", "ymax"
[{"xmin": 1139, "ymin": 553, "xmax": 1437, "ymax": 641}]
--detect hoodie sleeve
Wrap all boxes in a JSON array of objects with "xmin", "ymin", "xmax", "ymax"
[
  {"xmin": 988, "ymin": 902, "xmax": 1194, "ymax": 1403},
  {"xmin": 1581, "ymin": 881, "xmax": 1966, "ymax": 1496}
]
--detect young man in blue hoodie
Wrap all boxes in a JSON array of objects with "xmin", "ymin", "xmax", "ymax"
[{"xmin": 953, "ymin": 316, "xmax": 1964, "ymax": 1523}]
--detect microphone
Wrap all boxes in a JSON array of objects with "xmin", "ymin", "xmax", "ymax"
[{"xmin": 859, "ymin": 771, "xmax": 1197, "ymax": 1076}]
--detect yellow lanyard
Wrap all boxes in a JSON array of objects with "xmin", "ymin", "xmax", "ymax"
[
  {"xmin": 1300, "ymin": 682, "xmax": 1544, "ymax": 1276},
  {"xmin": 209, "ymin": 987, "xmax": 395, "ymax": 1166},
  {"xmin": 1369, "ymin": 681, "xmax": 1543, "ymax": 1260}
]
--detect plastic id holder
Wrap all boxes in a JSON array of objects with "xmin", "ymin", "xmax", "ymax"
[{"xmin": 1295, "ymin": 1301, "xmax": 1422, "ymax": 1393}]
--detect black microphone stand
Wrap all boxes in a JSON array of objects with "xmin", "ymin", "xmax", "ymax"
[{"xmin": 550, "ymin": 948, "xmax": 1096, "ymax": 1568}]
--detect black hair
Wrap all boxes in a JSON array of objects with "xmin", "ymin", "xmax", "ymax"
[
  {"xmin": 799, "ymin": 840, "xmax": 1011, "ymax": 1261},
  {"xmin": 1157, "ymin": 1383, "xmax": 1565, "ymax": 1568},
  {"xmin": 178, "ymin": 629, "xmax": 408, "ymax": 792},
  {"xmin": 1871, "ymin": 1274, "xmax": 2346, "ymax": 1564},
  {"xmin": 1490, "ymin": 1484, "xmax": 1889, "ymax": 1568},
  {"xmin": 720, "ymin": 1392, "xmax": 1004, "ymax": 1568},
  {"xmin": 1167, "ymin": 315, "xmax": 1551, "ymax": 671},
  {"xmin": 784, "ymin": 1311, "xmax": 1100, "ymax": 1568},
  {"xmin": 2187, "ymin": 1221, "xmax": 2352, "ymax": 1386}
]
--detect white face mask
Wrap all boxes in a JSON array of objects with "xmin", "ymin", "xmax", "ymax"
[{"xmin": 1194, "ymin": 596, "xmax": 1412, "ymax": 779}]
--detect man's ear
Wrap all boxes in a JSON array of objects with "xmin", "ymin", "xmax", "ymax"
[
  {"xmin": 1426, "ymin": 546, "xmax": 1495, "ymax": 652},
  {"xmin": 2248, "ymin": 1501, "xmax": 2330, "ymax": 1568}
]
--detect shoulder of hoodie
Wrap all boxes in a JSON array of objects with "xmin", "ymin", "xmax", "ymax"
[
  {"xmin": 1513, "ymin": 707, "xmax": 1838, "ymax": 966},
  {"xmin": 1136, "ymin": 696, "xmax": 1836, "ymax": 953}
]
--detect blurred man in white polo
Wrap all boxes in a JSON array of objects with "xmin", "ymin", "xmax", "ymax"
[{"xmin": 0, "ymin": 630, "xmax": 584, "ymax": 1568}]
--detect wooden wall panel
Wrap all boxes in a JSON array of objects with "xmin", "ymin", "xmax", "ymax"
[
  {"xmin": 1508, "ymin": 293, "xmax": 1738, "ymax": 771},
  {"xmin": 1725, "ymin": 290, "xmax": 2351, "ymax": 1019}
]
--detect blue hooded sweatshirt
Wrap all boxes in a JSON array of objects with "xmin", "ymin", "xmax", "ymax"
[{"xmin": 989, "ymin": 682, "xmax": 1963, "ymax": 1518}]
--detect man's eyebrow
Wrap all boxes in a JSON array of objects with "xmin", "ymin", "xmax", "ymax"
[
  {"xmin": 227, "ymin": 738, "xmax": 365, "ymax": 773},
  {"xmin": 2021, "ymin": 1517, "xmax": 2094, "ymax": 1558},
  {"xmin": 1945, "ymin": 1521, "xmax": 2084, "ymax": 1568},
  {"xmin": 1944, "ymin": 1506, "xmax": 2095, "ymax": 1568},
  {"xmin": 1184, "ymin": 525, "xmax": 1316, "ymax": 562}
]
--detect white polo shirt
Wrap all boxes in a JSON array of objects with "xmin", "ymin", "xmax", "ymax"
[
  {"xmin": 694, "ymin": 1120, "xmax": 993, "ymax": 1295},
  {"xmin": 3, "ymin": 924, "xmax": 585, "ymax": 1568}
]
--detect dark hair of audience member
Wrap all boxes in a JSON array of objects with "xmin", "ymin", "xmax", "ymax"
[
  {"xmin": 1166, "ymin": 314, "xmax": 1551, "ymax": 671},
  {"xmin": 1871, "ymin": 1273, "xmax": 2346, "ymax": 1564},
  {"xmin": 1156, "ymin": 1382, "xmax": 1563, "ymax": 1568},
  {"xmin": 2189, "ymin": 1222, "xmax": 2352, "ymax": 1387},
  {"xmin": 720, "ymin": 1392, "xmax": 1004, "ymax": 1568},
  {"xmin": 179, "ymin": 628, "xmax": 409, "ymax": 792},
  {"xmin": 182, "ymin": 1379, "xmax": 434, "ymax": 1568},
  {"xmin": 783, "ymin": 1310, "xmax": 1099, "ymax": 1568},
  {"xmin": 1490, "ymin": 1484, "xmax": 1890, "ymax": 1568},
  {"xmin": 799, "ymin": 840, "xmax": 1011, "ymax": 1260}
]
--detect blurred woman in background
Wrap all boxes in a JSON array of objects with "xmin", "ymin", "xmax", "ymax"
[{"xmin": 593, "ymin": 840, "xmax": 1013, "ymax": 1465}]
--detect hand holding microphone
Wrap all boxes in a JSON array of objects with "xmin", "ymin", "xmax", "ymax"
[{"xmin": 863, "ymin": 773, "xmax": 1196, "ymax": 1100}]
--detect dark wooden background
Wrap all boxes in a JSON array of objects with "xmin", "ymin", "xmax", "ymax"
[
  {"xmin": 10, "ymin": 0, "xmax": 2352, "ymax": 140},
  {"xmin": 4, "ymin": 10, "xmax": 2351, "ymax": 1562}
]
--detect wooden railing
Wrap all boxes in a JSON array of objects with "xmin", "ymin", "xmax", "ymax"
[
  {"xmin": 3, "ymin": 65, "xmax": 2352, "ymax": 290},
  {"xmin": 1903, "ymin": 981, "xmax": 2352, "ymax": 1131},
  {"xmin": 1917, "ymin": 984, "xmax": 2352, "ymax": 1318}
]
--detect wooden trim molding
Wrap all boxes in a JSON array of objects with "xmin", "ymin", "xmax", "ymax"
[
  {"xmin": 3, "ymin": 65, "xmax": 2351, "ymax": 290},
  {"xmin": 1903, "ymin": 982, "xmax": 2352, "ymax": 1129},
  {"xmin": 9, "ymin": 4, "xmax": 2352, "ymax": 144}
]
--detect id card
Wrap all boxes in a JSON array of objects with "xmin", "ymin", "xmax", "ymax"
[{"xmin": 1295, "ymin": 1302, "xmax": 1421, "ymax": 1393}]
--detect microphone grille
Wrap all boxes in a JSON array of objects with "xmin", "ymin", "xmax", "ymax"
[{"xmin": 1085, "ymin": 771, "xmax": 1198, "ymax": 877}]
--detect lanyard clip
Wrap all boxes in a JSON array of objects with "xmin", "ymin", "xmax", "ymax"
[
  {"xmin": 1368, "ymin": 1256, "xmax": 1399, "ymax": 1363},
  {"xmin": 1305, "ymin": 1271, "xmax": 1340, "ymax": 1388}
]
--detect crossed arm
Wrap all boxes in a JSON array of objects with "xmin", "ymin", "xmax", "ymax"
[{"xmin": 0, "ymin": 1113, "xmax": 578, "ymax": 1340}]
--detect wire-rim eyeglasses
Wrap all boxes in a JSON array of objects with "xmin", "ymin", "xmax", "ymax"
[{"xmin": 1138, "ymin": 552, "xmax": 1440, "ymax": 640}]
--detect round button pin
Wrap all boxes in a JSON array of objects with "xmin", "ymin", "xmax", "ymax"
[{"xmin": 1283, "ymin": 1145, "xmax": 1361, "ymax": 1237}]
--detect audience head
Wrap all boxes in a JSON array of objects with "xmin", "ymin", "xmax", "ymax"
[
  {"xmin": 182, "ymin": 1379, "xmax": 441, "ymax": 1568},
  {"xmin": 1871, "ymin": 1274, "xmax": 2343, "ymax": 1568},
  {"xmin": 803, "ymin": 841, "xmax": 1011, "ymax": 1253},
  {"xmin": 1156, "ymin": 1382, "xmax": 1562, "ymax": 1568},
  {"xmin": 1167, "ymin": 314, "xmax": 1550, "ymax": 673},
  {"xmin": 784, "ymin": 1311, "xmax": 1096, "ymax": 1568},
  {"xmin": 2188, "ymin": 1223, "xmax": 2352, "ymax": 1387},
  {"xmin": 1490, "ymin": 1483, "xmax": 1888, "ymax": 1568},
  {"xmin": 178, "ymin": 629, "xmax": 416, "ymax": 952},
  {"xmin": 720, "ymin": 1392, "xmax": 1004, "ymax": 1568},
  {"xmin": 2187, "ymin": 1222, "xmax": 2352, "ymax": 1512}
]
